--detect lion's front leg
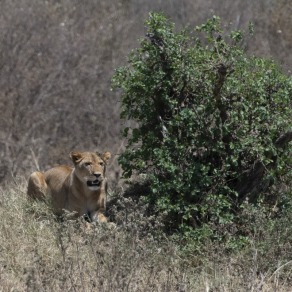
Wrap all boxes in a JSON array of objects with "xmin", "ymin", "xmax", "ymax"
[
  {"xmin": 90, "ymin": 190, "xmax": 107, "ymax": 223},
  {"xmin": 91, "ymin": 211, "xmax": 107, "ymax": 223}
]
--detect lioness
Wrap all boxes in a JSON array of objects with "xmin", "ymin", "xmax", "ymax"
[{"xmin": 27, "ymin": 151, "xmax": 111, "ymax": 223}]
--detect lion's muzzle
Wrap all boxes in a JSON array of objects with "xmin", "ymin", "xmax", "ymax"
[{"xmin": 86, "ymin": 173, "xmax": 103, "ymax": 188}]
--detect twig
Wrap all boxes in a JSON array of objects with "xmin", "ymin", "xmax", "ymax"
[{"xmin": 268, "ymin": 260, "xmax": 292, "ymax": 283}]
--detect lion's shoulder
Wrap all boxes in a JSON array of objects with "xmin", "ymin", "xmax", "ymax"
[
  {"xmin": 45, "ymin": 165, "xmax": 73, "ymax": 175},
  {"xmin": 44, "ymin": 165, "xmax": 73, "ymax": 185}
]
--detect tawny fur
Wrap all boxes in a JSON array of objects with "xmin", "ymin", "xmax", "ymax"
[{"xmin": 27, "ymin": 151, "xmax": 111, "ymax": 222}]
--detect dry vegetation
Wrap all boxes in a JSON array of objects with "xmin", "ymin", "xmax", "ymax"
[
  {"xmin": 1, "ymin": 178, "xmax": 292, "ymax": 291},
  {"xmin": 0, "ymin": 0, "xmax": 292, "ymax": 291}
]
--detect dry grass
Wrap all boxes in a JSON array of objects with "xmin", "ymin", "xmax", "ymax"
[
  {"xmin": 0, "ymin": 178, "xmax": 194, "ymax": 291},
  {"xmin": 1, "ymin": 178, "xmax": 292, "ymax": 291}
]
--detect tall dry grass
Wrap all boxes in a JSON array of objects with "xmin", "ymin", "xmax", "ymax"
[
  {"xmin": 0, "ymin": 177, "xmax": 194, "ymax": 291},
  {"xmin": 1, "ymin": 178, "xmax": 292, "ymax": 291}
]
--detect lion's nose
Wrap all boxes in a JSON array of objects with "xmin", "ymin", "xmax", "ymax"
[{"xmin": 93, "ymin": 173, "xmax": 101, "ymax": 178}]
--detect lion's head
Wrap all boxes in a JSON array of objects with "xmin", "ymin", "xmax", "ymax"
[{"xmin": 70, "ymin": 151, "xmax": 111, "ymax": 190}]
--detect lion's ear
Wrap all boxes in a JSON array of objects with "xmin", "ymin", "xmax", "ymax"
[
  {"xmin": 70, "ymin": 151, "xmax": 83, "ymax": 164},
  {"xmin": 102, "ymin": 151, "xmax": 111, "ymax": 164}
]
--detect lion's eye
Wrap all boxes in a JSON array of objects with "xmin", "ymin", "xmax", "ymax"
[
  {"xmin": 99, "ymin": 162, "xmax": 104, "ymax": 166},
  {"xmin": 84, "ymin": 162, "xmax": 91, "ymax": 167}
]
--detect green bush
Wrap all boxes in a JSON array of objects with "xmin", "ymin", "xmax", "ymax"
[{"xmin": 113, "ymin": 13, "xmax": 292, "ymax": 231}]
